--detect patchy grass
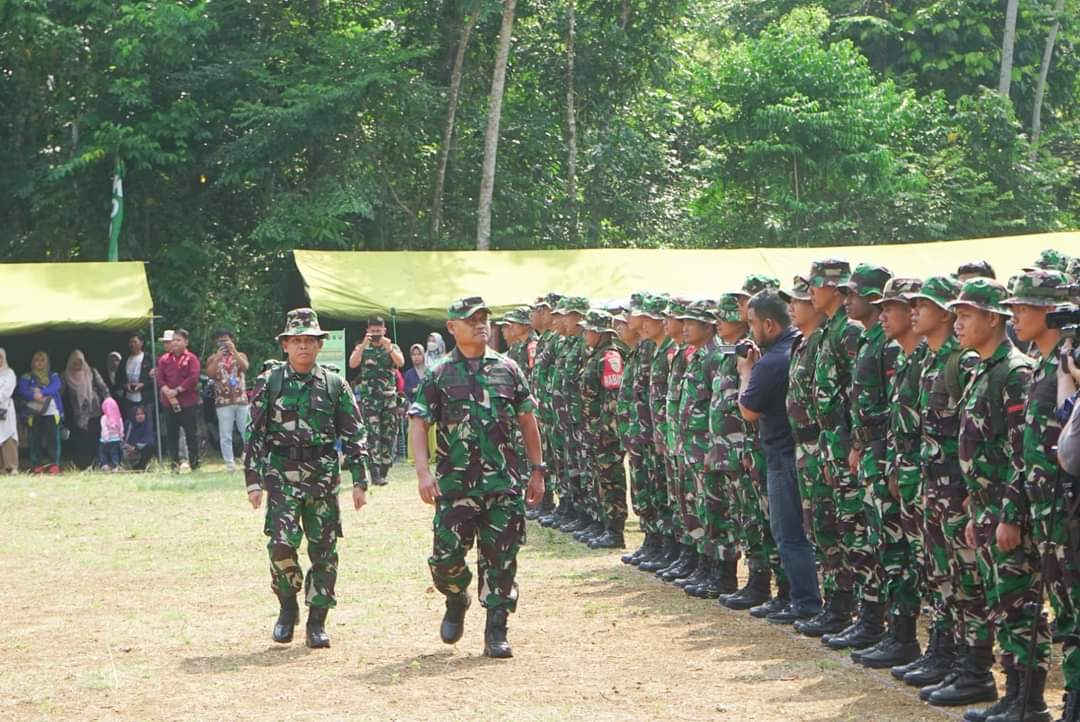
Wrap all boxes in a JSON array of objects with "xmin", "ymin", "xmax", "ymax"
[{"xmin": 0, "ymin": 464, "xmax": 1038, "ymax": 721}]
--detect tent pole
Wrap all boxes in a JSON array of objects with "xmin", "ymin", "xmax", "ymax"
[
  {"xmin": 150, "ymin": 316, "xmax": 163, "ymax": 465},
  {"xmin": 390, "ymin": 307, "xmax": 398, "ymax": 344}
]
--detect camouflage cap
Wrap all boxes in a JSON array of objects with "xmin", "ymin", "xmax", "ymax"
[
  {"xmin": 277, "ymin": 307, "xmax": 330, "ymax": 340},
  {"xmin": 628, "ymin": 291, "xmax": 649, "ymax": 314},
  {"xmin": 715, "ymin": 293, "xmax": 744, "ymax": 323},
  {"xmin": 664, "ymin": 296, "xmax": 691, "ymax": 318},
  {"xmin": 908, "ymin": 275, "xmax": 962, "ymax": 311},
  {"xmin": 553, "ymin": 295, "xmax": 590, "ymax": 316},
  {"xmin": 1067, "ymin": 257, "xmax": 1080, "ymax": 283},
  {"xmin": 778, "ymin": 274, "xmax": 812, "ymax": 303},
  {"xmin": 735, "ymin": 274, "xmax": 780, "ymax": 297},
  {"xmin": 947, "ymin": 278, "xmax": 1013, "ymax": 317},
  {"xmin": 809, "ymin": 258, "xmax": 851, "ymax": 288},
  {"xmin": 956, "ymin": 260, "xmax": 996, "ymax": 279},
  {"xmin": 579, "ymin": 309, "xmax": 616, "ymax": 334},
  {"xmin": 839, "ymin": 263, "xmax": 893, "ymax": 298},
  {"xmin": 1002, "ymin": 270, "xmax": 1071, "ymax": 307},
  {"xmin": 676, "ymin": 299, "xmax": 717, "ymax": 323},
  {"xmin": 447, "ymin": 296, "xmax": 490, "ymax": 320},
  {"xmin": 1025, "ymin": 248, "xmax": 1071, "ymax": 273},
  {"xmin": 874, "ymin": 277, "xmax": 923, "ymax": 306},
  {"xmin": 500, "ymin": 305, "xmax": 534, "ymax": 325},
  {"xmin": 635, "ymin": 294, "xmax": 668, "ymax": 320}
]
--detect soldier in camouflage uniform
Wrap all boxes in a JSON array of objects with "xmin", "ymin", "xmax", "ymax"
[
  {"xmin": 499, "ymin": 306, "xmax": 538, "ymax": 380},
  {"xmin": 981, "ymin": 270, "xmax": 1077, "ymax": 721},
  {"xmin": 348, "ymin": 316, "xmax": 404, "ymax": 486},
  {"xmin": 553, "ymin": 297, "xmax": 595, "ymax": 539},
  {"xmin": 666, "ymin": 299, "xmax": 738, "ymax": 599},
  {"xmin": 856, "ymin": 277, "xmax": 927, "ymax": 669},
  {"xmin": 829, "ymin": 264, "xmax": 894, "ymax": 654},
  {"xmin": 807, "ymin": 259, "xmax": 864, "ymax": 646},
  {"xmin": 578, "ymin": 309, "xmax": 628, "ymax": 549},
  {"xmin": 534, "ymin": 293, "xmax": 566, "ymax": 526},
  {"xmin": 924, "ymin": 278, "xmax": 1037, "ymax": 710},
  {"xmin": 896, "ymin": 275, "xmax": 977, "ymax": 693},
  {"xmin": 663, "ymin": 297, "xmax": 694, "ymax": 560},
  {"xmin": 547, "ymin": 298, "xmax": 576, "ymax": 528},
  {"xmin": 783, "ymin": 276, "xmax": 851, "ymax": 637},
  {"xmin": 408, "ymin": 296, "xmax": 545, "ymax": 659},
  {"xmin": 244, "ymin": 307, "xmax": 370, "ymax": 649}
]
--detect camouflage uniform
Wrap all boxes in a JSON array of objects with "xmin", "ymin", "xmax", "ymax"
[
  {"xmin": 579, "ymin": 310, "xmax": 627, "ymax": 532},
  {"xmin": 841, "ymin": 264, "xmax": 895, "ymax": 607},
  {"xmin": 244, "ymin": 308, "xmax": 369, "ymax": 610},
  {"xmin": 664, "ymin": 298, "xmax": 693, "ymax": 544},
  {"xmin": 533, "ymin": 294, "xmax": 564, "ymax": 513},
  {"xmin": 553, "ymin": 297, "xmax": 590, "ymax": 517},
  {"xmin": 616, "ymin": 299, "xmax": 651, "ymax": 530},
  {"xmin": 644, "ymin": 295, "xmax": 677, "ymax": 536},
  {"xmin": 810, "ymin": 260, "xmax": 863, "ymax": 601},
  {"xmin": 629, "ymin": 301, "xmax": 659, "ymax": 535},
  {"xmin": 876, "ymin": 278, "xmax": 927, "ymax": 620},
  {"xmin": 501, "ymin": 306, "xmax": 538, "ymax": 381},
  {"xmin": 1002, "ymin": 272, "xmax": 1080, "ymax": 686},
  {"xmin": 951, "ymin": 279, "xmax": 1046, "ymax": 671},
  {"xmin": 354, "ymin": 338, "xmax": 401, "ymax": 475},
  {"xmin": 782, "ymin": 277, "xmax": 840, "ymax": 596},
  {"xmin": 408, "ymin": 297, "xmax": 536, "ymax": 612}
]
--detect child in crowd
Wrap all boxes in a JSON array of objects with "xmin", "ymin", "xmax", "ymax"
[
  {"xmin": 124, "ymin": 405, "xmax": 155, "ymax": 471},
  {"xmin": 98, "ymin": 397, "xmax": 124, "ymax": 472}
]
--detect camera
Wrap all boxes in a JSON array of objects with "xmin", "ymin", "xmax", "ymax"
[
  {"xmin": 1048, "ymin": 303, "xmax": 1080, "ymax": 364},
  {"xmin": 716, "ymin": 340, "xmax": 756, "ymax": 358}
]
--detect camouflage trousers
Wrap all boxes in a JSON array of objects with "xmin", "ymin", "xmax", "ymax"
[
  {"xmin": 692, "ymin": 463, "xmax": 736, "ymax": 562},
  {"xmin": 629, "ymin": 439, "xmax": 663, "ymax": 535},
  {"xmin": 429, "ymin": 494, "xmax": 526, "ymax": 612},
  {"xmin": 589, "ymin": 439, "xmax": 627, "ymax": 527},
  {"xmin": 795, "ymin": 439, "xmax": 846, "ymax": 596},
  {"xmin": 725, "ymin": 466, "xmax": 783, "ymax": 583},
  {"xmin": 547, "ymin": 414, "xmax": 568, "ymax": 498},
  {"xmin": 1032, "ymin": 491, "xmax": 1080, "ymax": 689},
  {"xmin": 360, "ymin": 399, "xmax": 400, "ymax": 467},
  {"xmin": 923, "ymin": 468, "xmax": 979, "ymax": 640},
  {"xmin": 851, "ymin": 439, "xmax": 887, "ymax": 604},
  {"xmin": 888, "ymin": 458, "xmax": 925, "ymax": 616},
  {"xmin": 825, "ymin": 446, "xmax": 877, "ymax": 601},
  {"xmin": 677, "ymin": 456, "xmax": 704, "ymax": 547},
  {"xmin": 664, "ymin": 452, "xmax": 684, "ymax": 539},
  {"xmin": 264, "ymin": 487, "xmax": 341, "ymax": 608},
  {"xmin": 971, "ymin": 501, "xmax": 1050, "ymax": 671},
  {"xmin": 650, "ymin": 446, "xmax": 674, "ymax": 538}
]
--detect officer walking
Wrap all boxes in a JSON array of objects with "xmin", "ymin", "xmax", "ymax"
[{"xmin": 244, "ymin": 307, "xmax": 370, "ymax": 649}]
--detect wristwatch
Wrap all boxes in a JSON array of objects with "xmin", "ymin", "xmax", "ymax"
[{"xmin": 531, "ymin": 463, "xmax": 548, "ymax": 473}]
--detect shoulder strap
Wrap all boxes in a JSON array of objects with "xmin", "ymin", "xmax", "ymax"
[
  {"xmin": 944, "ymin": 349, "xmax": 965, "ymax": 406},
  {"xmin": 985, "ymin": 351, "xmax": 1032, "ymax": 437}
]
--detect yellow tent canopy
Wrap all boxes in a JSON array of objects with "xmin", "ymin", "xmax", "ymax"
[
  {"xmin": 0, "ymin": 261, "xmax": 154, "ymax": 334},
  {"xmin": 295, "ymin": 231, "xmax": 1079, "ymax": 321}
]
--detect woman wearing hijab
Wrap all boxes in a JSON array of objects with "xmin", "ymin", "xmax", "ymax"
[
  {"xmin": 16, "ymin": 351, "xmax": 64, "ymax": 474},
  {"xmin": 123, "ymin": 404, "xmax": 156, "ymax": 471},
  {"xmin": 424, "ymin": 332, "xmax": 447, "ymax": 371},
  {"xmin": 104, "ymin": 351, "xmax": 124, "ymax": 400},
  {"xmin": 0, "ymin": 349, "xmax": 18, "ymax": 474},
  {"xmin": 61, "ymin": 350, "xmax": 110, "ymax": 470}
]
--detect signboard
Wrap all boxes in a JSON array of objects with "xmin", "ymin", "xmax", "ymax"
[{"xmin": 317, "ymin": 329, "xmax": 347, "ymax": 375}]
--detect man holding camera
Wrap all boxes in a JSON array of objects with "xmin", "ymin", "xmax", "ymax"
[
  {"xmin": 206, "ymin": 328, "xmax": 250, "ymax": 472},
  {"xmin": 349, "ymin": 317, "xmax": 404, "ymax": 486}
]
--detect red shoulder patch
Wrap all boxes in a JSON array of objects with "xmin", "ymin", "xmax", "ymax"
[
  {"xmin": 683, "ymin": 346, "xmax": 696, "ymax": 360},
  {"xmin": 602, "ymin": 350, "xmax": 624, "ymax": 390},
  {"xmin": 527, "ymin": 339, "xmax": 538, "ymax": 369},
  {"xmin": 666, "ymin": 345, "xmax": 678, "ymax": 362}
]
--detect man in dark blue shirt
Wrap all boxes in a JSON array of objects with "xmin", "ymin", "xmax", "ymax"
[{"xmin": 738, "ymin": 289, "xmax": 822, "ymax": 622}]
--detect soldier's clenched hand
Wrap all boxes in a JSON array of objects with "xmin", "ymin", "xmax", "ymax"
[
  {"xmin": 525, "ymin": 469, "xmax": 545, "ymax": 508},
  {"xmin": 996, "ymin": 521, "xmax": 1021, "ymax": 553},
  {"xmin": 417, "ymin": 468, "xmax": 438, "ymax": 505},
  {"xmin": 352, "ymin": 487, "xmax": 367, "ymax": 510},
  {"xmin": 248, "ymin": 490, "xmax": 262, "ymax": 509},
  {"xmin": 964, "ymin": 518, "xmax": 977, "ymax": 549}
]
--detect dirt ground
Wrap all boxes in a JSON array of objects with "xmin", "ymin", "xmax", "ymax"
[{"xmin": 0, "ymin": 466, "xmax": 1062, "ymax": 721}]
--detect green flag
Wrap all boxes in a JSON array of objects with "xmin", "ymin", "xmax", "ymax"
[{"xmin": 108, "ymin": 159, "xmax": 124, "ymax": 262}]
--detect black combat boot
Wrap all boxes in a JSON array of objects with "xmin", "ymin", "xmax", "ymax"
[
  {"xmin": 542, "ymin": 497, "xmax": 568, "ymax": 527},
  {"xmin": 963, "ymin": 666, "xmax": 1019, "ymax": 722},
  {"xmin": 678, "ymin": 555, "xmax": 711, "ymax": 593},
  {"xmin": 795, "ymin": 589, "xmax": 854, "ymax": 638},
  {"xmin": 906, "ymin": 631, "xmax": 958, "ymax": 687},
  {"xmin": 824, "ymin": 600, "xmax": 886, "ymax": 650},
  {"xmin": 655, "ymin": 543, "xmax": 694, "ymax": 579},
  {"xmin": 723, "ymin": 563, "xmax": 772, "ymax": 611},
  {"xmin": 574, "ymin": 520, "xmax": 604, "ymax": 543},
  {"xmin": 928, "ymin": 641, "xmax": 998, "ymax": 707},
  {"xmin": 380, "ymin": 463, "xmax": 392, "ymax": 482},
  {"xmin": 893, "ymin": 625, "xmax": 938, "ymax": 680},
  {"xmin": 589, "ymin": 525, "xmax": 626, "ymax": 550},
  {"xmin": 639, "ymin": 536, "xmax": 679, "ymax": 573},
  {"xmin": 483, "ymin": 608, "xmax": 513, "ymax": 659},
  {"xmin": 985, "ymin": 667, "xmax": 1051, "ymax": 722},
  {"xmin": 272, "ymin": 591, "xmax": 299, "ymax": 644},
  {"xmin": 305, "ymin": 606, "xmax": 331, "ymax": 649},
  {"xmin": 440, "ymin": 593, "xmax": 471, "ymax": 644},
  {"xmin": 559, "ymin": 509, "xmax": 590, "ymax": 534},
  {"xmin": 857, "ymin": 612, "xmax": 921, "ymax": 668},
  {"xmin": 622, "ymin": 532, "xmax": 656, "ymax": 565},
  {"xmin": 714, "ymin": 558, "xmax": 740, "ymax": 600},
  {"xmin": 685, "ymin": 557, "xmax": 719, "ymax": 598},
  {"xmin": 635, "ymin": 533, "xmax": 670, "ymax": 569},
  {"xmin": 751, "ymin": 579, "xmax": 790, "ymax": 619},
  {"xmin": 1062, "ymin": 688, "xmax": 1080, "ymax": 722}
]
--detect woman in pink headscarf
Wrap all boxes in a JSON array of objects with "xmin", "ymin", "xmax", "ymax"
[{"xmin": 98, "ymin": 397, "xmax": 125, "ymax": 472}]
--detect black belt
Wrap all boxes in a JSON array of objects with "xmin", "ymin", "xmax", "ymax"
[
  {"xmin": 854, "ymin": 424, "xmax": 887, "ymax": 444},
  {"xmin": 895, "ymin": 436, "xmax": 920, "ymax": 455},
  {"xmin": 794, "ymin": 425, "xmax": 821, "ymax": 443},
  {"xmin": 271, "ymin": 443, "xmax": 336, "ymax": 462}
]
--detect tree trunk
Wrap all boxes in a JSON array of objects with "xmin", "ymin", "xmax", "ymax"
[
  {"xmin": 1030, "ymin": 0, "xmax": 1065, "ymax": 157},
  {"xmin": 998, "ymin": 0, "xmax": 1019, "ymax": 97},
  {"xmin": 475, "ymin": 0, "xmax": 517, "ymax": 251},
  {"xmin": 565, "ymin": 0, "xmax": 579, "ymax": 244},
  {"xmin": 431, "ymin": 8, "xmax": 480, "ymax": 245}
]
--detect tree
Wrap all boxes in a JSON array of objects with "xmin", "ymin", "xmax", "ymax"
[
  {"xmin": 476, "ymin": 0, "xmax": 517, "ymax": 251},
  {"xmin": 1031, "ymin": 0, "xmax": 1067, "ymax": 154},
  {"xmin": 999, "ymin": 0, "xmax": 1020, "ymax": 97}
]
